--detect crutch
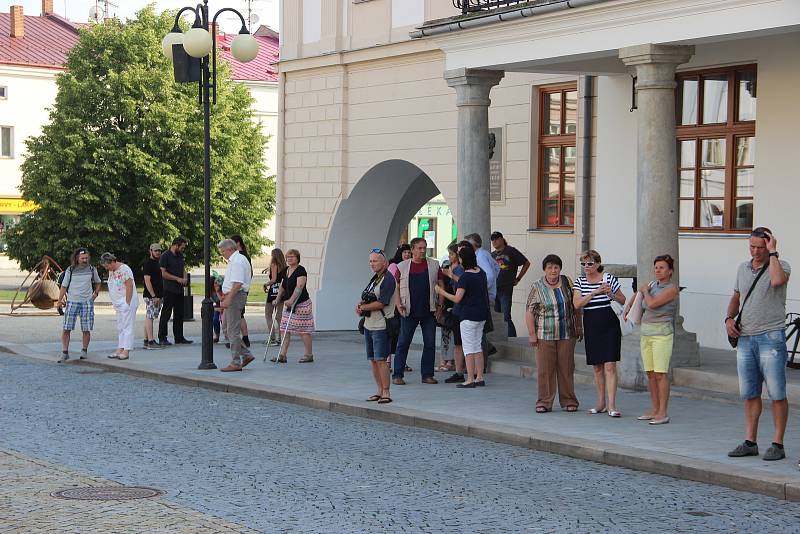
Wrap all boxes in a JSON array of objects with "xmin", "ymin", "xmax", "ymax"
[
  {"xmin": 269, "ymin": 304, "xmax": 294, "ymax": 364},
  {"xmin": 262, "ymin": 314, "xmax": 278, "ymax": 362}
]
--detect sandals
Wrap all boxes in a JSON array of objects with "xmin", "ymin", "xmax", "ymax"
[
  {"xmin": 298, "ymin": 355, "xmax": 314, "ymax": 363},
  {"xmin": 377, "ymin": 397, "xmax": 392, "ymax": 404},
  {"xmin": 535, "ymin": 406, "xmax": 550, "ymax": 413},
  {"xmin": 588, "ymin": 407, "xmax": 607, "ymax": 414},
  {"xmin": 270, "ymin": 355, "xmax": 287, "ymax": 363},
  {"xmin": 608, "ymin": 410, "xmax": 622, "ymax": 418},
  {"xmin": 366, "ymin": 395, "xmax": 381, "ymax": 402},
  {"xmin": 565, "ymin": 406, "xmax": 578, "ymax": 412}
]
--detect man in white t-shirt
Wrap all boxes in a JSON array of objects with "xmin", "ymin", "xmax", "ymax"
[{"xmin": 218, "ymin": 239, "xmax": 254, "ymax": 372}]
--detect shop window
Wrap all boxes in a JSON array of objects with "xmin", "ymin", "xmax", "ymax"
[
  {"xmin": 676, "ymin": 66, "xmax": 756, "ymax": 231},
  {"xmin": 0, "ymin": 127, "xmax": 13, "ymax": 158},
  {"xmin": 537, "ymin": 84, "xmax": 577, "ymax": 228}
]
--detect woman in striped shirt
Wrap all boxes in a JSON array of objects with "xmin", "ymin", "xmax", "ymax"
[
  {"xmin": 573, "ymin": 250, "xmax": 627, "ymax": 417},
  {"xmin": 525, "ymin": 254, "xmax": 582, "ymax": 413}
]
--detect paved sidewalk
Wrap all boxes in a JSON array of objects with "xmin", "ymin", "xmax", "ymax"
[
  {"xmin": 0, "ymin": 448, "xmax": 256, "ymax": 533},
  {"xmin": 3, "ymin": 331, "xmax": 800, "ymax": 502}
]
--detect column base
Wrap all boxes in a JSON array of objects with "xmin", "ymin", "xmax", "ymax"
[{"xmin": 618, "ymin": 322, "xmax": 700, "ymax": 390}]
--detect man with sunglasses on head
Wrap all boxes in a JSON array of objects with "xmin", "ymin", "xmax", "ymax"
[
  {"xmin": 726, "ymin": 227, "xmax": 791, "ymax": 462},
  {"xmin": 58, "ymin": 247, "xmax": 101, "ymax": 362}
]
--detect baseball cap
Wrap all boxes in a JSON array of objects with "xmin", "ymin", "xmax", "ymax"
[
  {"xmin": 490, "ymin": 231, "xmax": 503, "ymax": 240},
  {"xmin": 149, "ymin": 243, "xmax": 162, "ymax": 251}
]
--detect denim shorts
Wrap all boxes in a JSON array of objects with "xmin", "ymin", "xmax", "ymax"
[
  {"xmin": 737, "ymin": 329, "xmax": 788, "ymax": 400},
  {"xmin": 364, "ymin": 328, "xmax": 390, "ymax": 362}
]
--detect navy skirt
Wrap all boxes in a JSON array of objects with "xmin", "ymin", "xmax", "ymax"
[{"xmin": 582, "ymin": 306, "xmax": 621, "ymax": 365}]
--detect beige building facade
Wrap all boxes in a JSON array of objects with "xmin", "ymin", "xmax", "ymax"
[{"xmin": 276, "ymin": 0, "xmax": 800, "ymax": 360}]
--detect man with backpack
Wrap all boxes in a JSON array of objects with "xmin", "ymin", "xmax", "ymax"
[{"xmin": 58, "ymin": 247, "xmax": 101, "ymax": 362}]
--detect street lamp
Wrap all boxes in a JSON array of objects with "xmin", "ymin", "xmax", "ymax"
[{"xmin": 162, "ymin": 0, "xmax": 259, "ymax": 370}]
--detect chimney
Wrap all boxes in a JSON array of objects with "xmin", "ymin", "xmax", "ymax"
[
  {"xmin": 42, "ymin": 0, "xmax": 54, "ymax": 16},
  {"xmin": 10, "ymin": 5, "xmax": 24, "ymax": 38}
]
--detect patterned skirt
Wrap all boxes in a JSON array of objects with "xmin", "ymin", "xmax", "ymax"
[{"xmin": 280, "ymin": 299, "xmax": 315, "ymax": 334}]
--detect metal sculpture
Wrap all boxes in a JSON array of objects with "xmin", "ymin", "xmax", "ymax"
[{"xmin": 9, "ymin": 255, "xmax": 64, "ymax": 315}]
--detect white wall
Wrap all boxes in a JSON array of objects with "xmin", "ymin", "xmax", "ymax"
[{"xmin": 0, "ymin": 66, "xmax": 59, "ymax": 197}]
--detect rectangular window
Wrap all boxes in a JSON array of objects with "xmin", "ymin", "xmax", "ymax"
[
  {"xmin": 676, "ymin": 66, "xmax": 756, "ymax": 232},
  {"xmin": 0, "ymin": 86, "xmax": 7, "ymax": 99},
  {"xmin": 0, "ymin": 126, "xmax": 12, "ymax": 158},
  {"xmin": 538, "ymin": 84, "xmax": 577, "ymax": 228}
]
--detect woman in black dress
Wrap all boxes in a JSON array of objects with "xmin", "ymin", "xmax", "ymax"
[{"xmin": 573, "ymin": 250, "xmax": 626, "ymax": 417}]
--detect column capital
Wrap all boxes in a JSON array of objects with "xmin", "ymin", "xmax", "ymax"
[
  {"xmin": 619, "ymin": 44, "xmax": 694, "ymax": 90},
  {"xmin": 445, "ymin": 68, "xmax": 504, "ymax": 107}
]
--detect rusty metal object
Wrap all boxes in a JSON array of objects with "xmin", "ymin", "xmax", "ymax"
[{"xmin": 10, "ymin": 255, "xmax": 64, "ymax": 314}]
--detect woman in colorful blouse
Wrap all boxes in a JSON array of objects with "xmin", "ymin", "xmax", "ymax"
[{"xmin": 525, "ymin": 254, "xmax": 582, "ymax": 413}]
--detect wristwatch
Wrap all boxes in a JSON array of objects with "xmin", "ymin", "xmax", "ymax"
[{"xmin": 769, "ymin": 252, "xmax": 779, "ymax": 258}]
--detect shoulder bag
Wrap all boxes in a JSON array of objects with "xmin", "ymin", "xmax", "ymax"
[{"xmin": 728, "ymin": 262, "xmax": 769, "ymax": 348}]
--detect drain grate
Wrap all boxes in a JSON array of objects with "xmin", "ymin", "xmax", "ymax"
[{"xmin": 51, "ymin": 486, "xmax": 162, "ymax": 500}]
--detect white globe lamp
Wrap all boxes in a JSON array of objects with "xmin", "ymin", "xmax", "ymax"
[
  {"xmin": 161, "ymin": 31, "xmax": 184, "ymax": 61},
  {"xmin": 231, "ymin": 33, "xmax": 259, "ymax": 63},
  {"xmin": 183, "ymin": 27, "xmax": 213, "ymax": 58}
]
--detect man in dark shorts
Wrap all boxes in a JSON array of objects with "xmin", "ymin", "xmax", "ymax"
[
  {"xmin": 158, "ymin": 236, "xmax": 192, "ymax": 345},
  {"xmin": 490, "ymin": 231, "xmax": 530, "ymax": 337}
]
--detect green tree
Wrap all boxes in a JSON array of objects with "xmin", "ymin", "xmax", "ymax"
[{"xmin": 6, "ymin": 6, "xmax": 274, "ymax": 275}]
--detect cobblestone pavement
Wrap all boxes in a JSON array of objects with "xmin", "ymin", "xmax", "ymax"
[
  {"xmin": 2, "ymin": 355, "xmax": 800, "ymax": 533},
  {"xmin": 0, "ymin": 448, "xmax": 257, "ymax": 533}
]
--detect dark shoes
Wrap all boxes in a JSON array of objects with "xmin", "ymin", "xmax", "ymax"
[
  {"xmin": 422, "ymin": 377, "xmax": 438, "ymax": 384},
  {"xmin": 158, "ymin": 339, "xmax": 173, "ymax": 346},
  {"xmin": 763, "ymin": 445, "xmax": 786, "ymax": 461},
  {"xmin": 728, "ymin": 441, "xmax": 759, "ymax": 457},
  {"xmin": 392, "ymin": 377, "xmax": 406, "ymax": 386},
  {"xmin": 474, "ymin": 380, "xmax": 485, "ymax": 387},
  {"xmin": 444, "ymin": 372, "xmax": 464, "ymax": 384},
  {"xmin": 175, "ymin": 338, "xmax": 193, "ymax": 344},
  {"xmin": 456, "ymin": 382, "xmax": 476, "ymax": 389}
]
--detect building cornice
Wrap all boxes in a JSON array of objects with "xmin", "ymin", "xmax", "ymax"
[
  {"xmin": 0, "ymin": 64, "xmax": 62, "ymax": 78},
  {"xmin": 278, "ymin": 38, "xmax": 440, "ymax": 73}
]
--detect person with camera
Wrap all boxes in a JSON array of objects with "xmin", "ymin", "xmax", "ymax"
[
  {"xmin": 726, "ymin": 227, "xmax": 791, "ymax": 462},
  {"xmin": 357, "ymin": 249, "xmax": 397, "ymax": 404},
  {"xmin": 58, "ymin": 247, "xmax": 101, "ymax": 362},
  {"xmin": 142, "ymin": 243, "xmax": 164, "ymax": 350},
  {"xmin": 392, "ymin": 237, "xmax": 444, "ymax": 385},
  {"xmin": 435, "ymin": 245, "xmax": 489, "ymax": 388}
]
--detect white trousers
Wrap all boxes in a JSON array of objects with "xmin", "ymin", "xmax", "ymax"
[{"xmin": 115, "ymin": 300, "xmax": 139, "ymax": 350}]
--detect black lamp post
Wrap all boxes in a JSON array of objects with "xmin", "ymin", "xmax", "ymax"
[{"xmin": 162, "ymin": 0, "xmax": 259, "ymax": 370}]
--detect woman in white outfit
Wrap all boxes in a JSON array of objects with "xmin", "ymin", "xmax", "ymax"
[{"xmin": 101, "ymin": 253, "xmax": 139, "ymax": 360}]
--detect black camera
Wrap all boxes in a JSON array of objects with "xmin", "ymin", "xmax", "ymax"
[{"xmin": 360, "ymin": 291, "xmax": 377, "ymax": 317}]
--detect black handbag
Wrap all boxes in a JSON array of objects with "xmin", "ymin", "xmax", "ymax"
[
  {"xmin": 266, "ymin": 282, "xmax": 280, "ymax": 303},
  {"xmin": 728, "ymin": 262, "xmax": 769, "ymax": 348}
]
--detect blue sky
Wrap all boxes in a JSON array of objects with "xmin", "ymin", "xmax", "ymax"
[{"xmin": 2, "ymin": 0, "xmax": 279, "ymax": 33}]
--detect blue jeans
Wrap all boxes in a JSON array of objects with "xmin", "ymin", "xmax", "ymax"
[
  {"xmin": 393, "ymin": 313, "xmax": 436, "ymax": 379},
  {"xmin": 495, "ymin": 286, "xmax": 516, "ymax": 337},
  {"xmin": 737, "ymin": 329, "xmax": 788, "ymax": 400},
  {"xmin": 364, "ymin": 328, "xmax": 389, "ymax": 361}
]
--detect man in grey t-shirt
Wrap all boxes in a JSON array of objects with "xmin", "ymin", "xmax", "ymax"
[
  {"xmin": 58, "ymin": 248, "xmax": 101, "ymax": 363},
  {"xmin": 725, "ymin": 227, "xmax": 790, "ymax": 462}
]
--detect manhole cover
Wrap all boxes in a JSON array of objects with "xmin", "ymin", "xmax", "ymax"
[
  {"xmin": 51, "ymin": 486, "xmax": 162, "ymax": 500},
  {"xmin": 686, "ymin": 511, "xmax": 713, "ymax": 517}
]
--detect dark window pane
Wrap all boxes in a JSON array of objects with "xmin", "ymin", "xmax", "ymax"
[
  {"xmin": 700, "ymin": 138, "xmax": 726, "ymax": 167},
  {"xmin": 543, "ymin": 92, "xmax": 561, "ymax": 135},
  {"xmin": 700, "ymin": 169, "xmax": 725, "ymax": 197},
  {"xmin": 679, "ymin": 170, "xmax": 695, "ymax": 197},
  {"xmin": 736, "ymin": 136, "xmax": 755, "ymax": 166},
  {"xmin": 698, "ymin": 199, "xmax": 725, "ymax": 228},
  {"xmin": 564, "ymin": 91, "xmax": 577, "ymax": 134},
  {"xmin": 0, "ymin": 127, "xmax": 10, "ymax": 157},
  {"xmin": 679, "ymin": 140, "xmax": 696, "ymax": 168},
  {"xmin": 542, "ymin": 199, "xmax": 559, "ymax": 226},
  {"xmin": 734, "ymin": 200, "xmax": 753, "ymax": 229},
  {"xmin": 737, "ymin": 70, "xmax": 757, "ymax": 121},
  {"xmin": 563, "ymin": 146, "xmax": 576, "ymax": 174},
  {"xmin": 679, "ymin": 199, "xmax": 695, "ymax": 227},
  {"xmin": 702, "ymin": 74, "xmax": 728, "ymax": 124},
  {"xmin": 545, "ymin": 147, "xmax": 561, "ymax": 175},
  {"xmin": 736, "ymin": 168, "xmax": 754, "ymax": 197},
  {"xmin": 561, "ymin": 199, "xmax": 575, "ymax": 226},
  {"xmin": 678, "ymin": 78, "xmax": 698, "ymax": 125}
]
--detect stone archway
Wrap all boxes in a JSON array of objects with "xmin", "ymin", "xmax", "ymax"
[{"xmin": 314, "ymin": 160, "xmax": 443, "ymax": 330}]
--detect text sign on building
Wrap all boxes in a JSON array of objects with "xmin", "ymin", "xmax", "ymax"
[
  {"xmin": 489, "ymin": 128, "xmax": 503, "ymax": 202},
  {"xmin": 0, "ymin": 197, "xmax": 36, "ymax": 215}
]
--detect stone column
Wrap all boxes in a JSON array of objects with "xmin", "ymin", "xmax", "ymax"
[
  {"xmin": 618, "ymin": 44, "xmax": 700, "ymax": 388},
  {"xmin": 444, "ymin": 68, "xmax": 504, "ymax": 244}
]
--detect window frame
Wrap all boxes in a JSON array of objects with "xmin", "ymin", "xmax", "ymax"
[
  {"xmin": 0, "ymin": 86, "xmax": 7, "ymax": 99},
  {"xmin": 537, "ymin": 83, "xmax": 578, "ymax": 229},
  {"xmin": 0, "ymin": 126, "xmax": 13, "ymax": 158},
  {"xmin": 676, "ymin": 64, "xmax": 756, "ymax": 233}
]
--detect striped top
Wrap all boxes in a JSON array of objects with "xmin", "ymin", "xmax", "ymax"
[
  {"xmin": 526, "ymin": 276, "xmax": 577, "ymax": 341},
  {"xmin": 574, "ymin": 273, "xmax": 621, "ymax": 310}
]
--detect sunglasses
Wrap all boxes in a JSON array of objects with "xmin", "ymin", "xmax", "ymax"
[
  {"xmin": 370, "ymin": 248, "xmax": 385, "ymax": 256},
  {"xmin": 654, "ymin": 254, "xmax": 674, "ymax": 262},
  {"xmin": 579, "ymin": 262, "xmax": 596, "ymax": 267}
]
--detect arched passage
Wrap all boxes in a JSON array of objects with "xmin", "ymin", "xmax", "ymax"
[{"xmin": 315, "ymin": 160, "xmax": 444, "ymax": 330}]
